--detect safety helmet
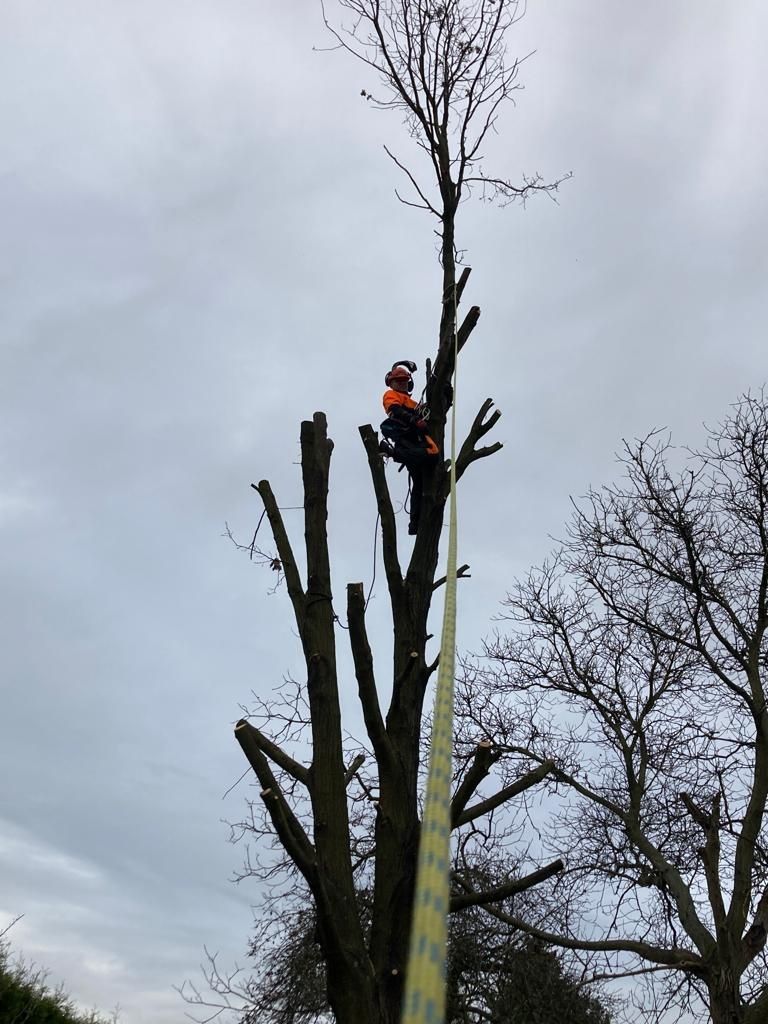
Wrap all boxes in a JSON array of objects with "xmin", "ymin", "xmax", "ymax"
[{"xmin": 385, "ymin": 360, "xmax": 417, "ymax": 393}]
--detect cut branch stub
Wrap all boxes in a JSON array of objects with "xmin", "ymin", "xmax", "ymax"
[
  {"xmin": 457, "ymin": 305, "xmax": 481, "ymax": 354},
  {"xmin": 234, "ymin": 720, "xmax": 316, "ymax": 880},
  {"xmin": 235, "ymin": 718, "xmax": 310, "ymax": 786}
]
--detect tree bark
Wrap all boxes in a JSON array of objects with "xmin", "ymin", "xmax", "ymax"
[{"xmin": 708, "ymin": 970, "xmax": 746, "ymax": 1024}]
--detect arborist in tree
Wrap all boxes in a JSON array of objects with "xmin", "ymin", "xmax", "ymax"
[{"xmin": 379, "ymin": 360, "xmax": 439, "ymax": 535}]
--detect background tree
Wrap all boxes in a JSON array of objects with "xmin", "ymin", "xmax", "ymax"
[
  {"xmin": 446, "ymin": 921, "xmax": 612, "ymax": 1024},
  {"xmin": 465, "ymin": 393, "xmax": 768, "ymax": 1024},
  {"xmin": 217, "ymin": 3, "xmax": 567, "ymax": 1024}
]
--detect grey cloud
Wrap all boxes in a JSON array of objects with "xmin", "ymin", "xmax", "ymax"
[{"xmin": 2, "ymin": 2, "xmax": 767, "ymax": 1020}]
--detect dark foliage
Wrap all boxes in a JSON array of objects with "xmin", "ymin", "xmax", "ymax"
[
  {"xmin": 0, "ymin": 935, "xmax": 116, "ymax": 1024},
  {"xmin": 447, "ymin": 921, "xmax": 611, "ymax": 1024}
]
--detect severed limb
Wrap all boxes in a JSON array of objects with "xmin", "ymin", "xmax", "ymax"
[
  {"xmin": 235, "ymin": 719, "xmax": 309, "ymax": 786},
  {"xmin": 455, "ymin": 266, "xmax": 472, "ymax": 306},
  {"xmin": 344, "ymin": 752, "xmax": 366, "ymax": 786},
  {"xmin": 433, "ymin": 563, "xmax": 471, "ymax": 591},
  {"xmin": 451, "ymin": 859, "xmax": 564, "ymax": 911},
  {"xmin": 457, "ymin": 305, "xmax": 481, "ymax": 355},
  {"xmin": 454, "ymin": 760, "xmax": 556, "ymax": 828},
  {"xmin": 234, "ymin": 720, "xmax": 316, "ymax": 880},
  {"xmin": 451, "ymin": 740, "xmax": 500, "ymax": 827}
]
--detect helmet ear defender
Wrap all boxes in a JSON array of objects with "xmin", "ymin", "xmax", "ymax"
[{"xmin": 385, "ymin": 360, "xmax": 417, "ymax": 393}]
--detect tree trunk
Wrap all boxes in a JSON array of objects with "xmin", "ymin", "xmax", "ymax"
[
  {"xmin": 325, "ymin": 952, "xmax": 379, "ymax": 1024},
  {"xmin": 238, "ymin": 237, "xmax": 504, "ymax": 1024},
  {"xmin": 708, "ymin": 969, "xmax": 745, "ymax": 1024},
  {"xmin": 361, "ymin": 204, "xmax": 462, "ymax": 1022}
]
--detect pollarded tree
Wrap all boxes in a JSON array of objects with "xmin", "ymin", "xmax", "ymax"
[
  {"xmin": 223, "ymin": 3, "xmax": 567, "ymax": 1024},
  {"xmin": 467, "ymin": 393, "xmax": 768, "ymax": 1024}
]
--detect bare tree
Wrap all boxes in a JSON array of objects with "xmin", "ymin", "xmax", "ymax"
[
  {"xmin": 218, "ymin": 4, "xmax": 566, "ymax": 1023},
  {"xmin": 468, "ymin": 394, "xmax": 768, "ymax": 1024}
]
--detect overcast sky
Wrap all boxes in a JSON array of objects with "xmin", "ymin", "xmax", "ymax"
[{"xmin": 1, "ymin": 2, "xmax": 767, "ymax": 1021}]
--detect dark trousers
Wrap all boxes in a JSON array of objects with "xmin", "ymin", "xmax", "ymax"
[
  {"xmin": 407, "ymin": 464, "xmax": 424, "ymax": 533},
  {"xmin": 382, "ymin": 424, "xmax": 438, "ymax": 534}
]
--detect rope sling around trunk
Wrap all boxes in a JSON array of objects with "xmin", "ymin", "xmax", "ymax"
[{"xmin": 402, "ymin": 290, "xmax": 460, "ymax": 1024}]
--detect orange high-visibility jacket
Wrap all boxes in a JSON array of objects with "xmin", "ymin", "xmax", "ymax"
[{"xmin": 382, "ymin": 389, "xmax": 439, "ymax": 456}]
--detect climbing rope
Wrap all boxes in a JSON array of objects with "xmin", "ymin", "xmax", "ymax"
[{"xmin": 402, "ymin": 285, "xmax": 459, "ymax": 1024}]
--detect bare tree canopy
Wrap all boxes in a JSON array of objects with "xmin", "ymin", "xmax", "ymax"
[
  {"xmin": 468, "ymin": 393, "xmax": 768, "ymax": 1024},
  {"xmin": 320, "ymin": 0, "xmax": 568, "ymax": 457},
  {"xmin": 321, "ymin": 0, "xmax": 567, "ymax": 217}
]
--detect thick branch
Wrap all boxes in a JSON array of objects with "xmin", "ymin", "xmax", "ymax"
[
  {"xmin": 480, "ymin": 902, "xmax": 704, "ymax": 970},
  {"xmin": 301, "ymin": 413, "xmax": 334, "ymax": 603},
  {"xmin": 345, "ymin": 753, "xmax": 366, "ymax": 786},
  {"xmin": 455, "ymin": 398, "xmax": 503, "ymax": 483},
  {"xmin": 433, "ymin": 563, "xmax": 471, "ymax": 591},
  {"xmin": 300, "ymin": 415, "xmax": 357, "ymax": 911},
  {"xmin": 347, "ymin": 581, "xmax": 393, "ymax": 765},
  {"xmin": 255, "ymin": 480, "xmax": 306, "ymax": 634},
  {"xmin": 234, "ymin": 720, "xmax": 316, "ymax": 879},
  {"xmin": 457, "ymin": 304, "xmax": 481, "ymax": 354},
  {"xmin": 728, "ymin": 713, "xmax": 768, "ymax": 939},
  {"xmin": 680, "ymin": 792, "xmax": 726, "ymax": 934},
  {"xmin": 745, "ymin": 986, "xmax": 768, "ymax": 1024},
  {"xmin": 454, "ymin": 760, "xmax": 555, "ymax": 828},
  {"xmin": 502, "ymin": 746, "xmax": 717, "ymax": 956},
  {"xmin": 429, "ymin": 290, "xmax": 476, "ymax": 416},
  {"xmin": 455, "ymin": 266, "xmax": 471, "ymax": 306},
  {"xmin": 450, "ymin": 859, "xmax": 564, "ymax": 911},
  {"xmin": 427, "ymin": 286, "xmax": 476, "ymax": 412},
  {"xmin": 450, "ymin": 740, "xmax": 497, "ymax": 827},
  {"xmin": 235, "ymin": 720, "xmax": 309, "ymax": 786},
  {"xmin": 627, "ymin": 823, "xmax": 716, "ymax": 958},
  {"xmin": 460, "ymin": 442, "xmax": 504, "ymax": 477},
  {"xmin": 359, "ymin": 424, "xmax": 405, "ymax": 612}
]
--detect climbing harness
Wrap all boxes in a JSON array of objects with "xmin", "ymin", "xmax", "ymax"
[{"xmin": 402, "ymin": 286, "xmax": 459, "ymax": 1024}]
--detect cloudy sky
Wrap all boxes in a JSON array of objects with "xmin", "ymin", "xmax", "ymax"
[{"xmin": 1, "ymin": 1, "xmax": 767, "ymax": 1020}]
